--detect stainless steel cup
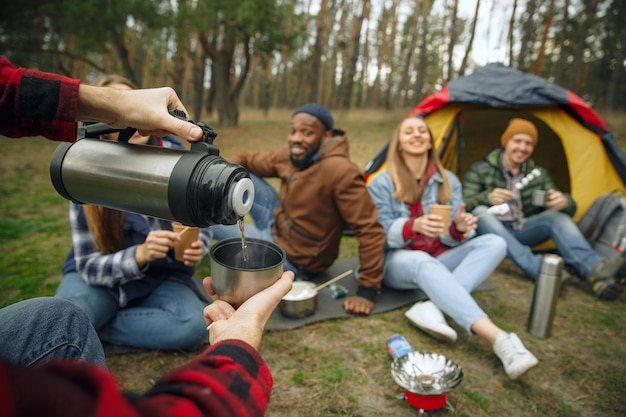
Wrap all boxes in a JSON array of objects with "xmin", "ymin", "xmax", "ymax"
[
  {"xmin": 210, "ymin": 238, "xmax": 285, "ymax": 307},
  {"xmin": 531, "ymin": 190, "xmax": 547, "ymax": 207}
]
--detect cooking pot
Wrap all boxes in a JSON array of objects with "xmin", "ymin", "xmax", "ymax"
[
  {"xmin": 279, "ymin": 281, "xmax": 318, "ymax": 318},
  {"xmin": 278, "ymin": 270, "xmax": 354, "ymax": 319}
]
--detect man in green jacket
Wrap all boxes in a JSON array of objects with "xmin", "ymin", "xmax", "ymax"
[{"xmin": 462, "ymin": 118, "xmax": 624, "ymax": 300}]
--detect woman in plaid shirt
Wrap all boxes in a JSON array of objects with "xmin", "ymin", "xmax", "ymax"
[{"xmin": 54, "ymin": 75, "xmax": 212, "ymax": 351}]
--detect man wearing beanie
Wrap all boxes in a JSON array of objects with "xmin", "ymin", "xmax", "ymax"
[
  {"xmin": 463, "ymin": 118, "xmax": 624, "ymax": 301},
  {"xmin": 211, "ymin": 103, "xmax": 386, "ymax": 315}
]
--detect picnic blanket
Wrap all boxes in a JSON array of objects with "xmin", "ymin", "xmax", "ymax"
[
  {"xmin": 103, "ymin": 256, "xmax": 495, "ymax": 354},
  {"xmin": 265, "ymin": 257, "xmax": 495, "ymax": 331}
]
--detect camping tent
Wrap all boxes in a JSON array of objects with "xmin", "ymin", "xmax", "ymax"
[{"xmin": 365, "ymin": 63, "xmax": 626, "ymax": 220}]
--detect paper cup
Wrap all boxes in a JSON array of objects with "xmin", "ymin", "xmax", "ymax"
[
  {"xmin": 429, "ymin": 204, "xmax": 452, "ymax": 235},
  {"xmin": 172, "ymin": 221, "xmax": 200, "ymax": 261}
]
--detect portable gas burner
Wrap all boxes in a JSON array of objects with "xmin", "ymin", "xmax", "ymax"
[{"xmin": 391, "ymin": 351, "xmax": 463, "ymax": 413}]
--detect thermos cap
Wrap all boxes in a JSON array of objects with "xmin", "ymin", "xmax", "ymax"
[
  {"xmin": 539, "ymin": 254, "xmax": 564, "ymax": 276},
  {"xmin": 229, "ymin": 177, "xmax": 255, "ymax": 218}
]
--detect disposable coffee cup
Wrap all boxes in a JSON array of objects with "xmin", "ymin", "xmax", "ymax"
[
  {"xmin": 430, "ymin": 204, "xmax": 452, "ymax": 235},
  {"xmin": 172, "ymin": 221, "xmax": 200, "ymax": 261},
  {"xmin": 532, "ymin": 190, "xmax": 547, "ymax": 207}
]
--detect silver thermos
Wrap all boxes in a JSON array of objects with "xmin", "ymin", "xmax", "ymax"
[
  {"xmin": 527, "ymin": 254, "xmax": 564, "ymax": 338},
  {"xmin": 49, "ymin": 111, "xmax": 254, "ymax": 227}
]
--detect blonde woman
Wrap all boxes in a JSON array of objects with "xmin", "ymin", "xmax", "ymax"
[{"xmin": 367, "ymin": 117, "xmax": 538, "ymax": 379}]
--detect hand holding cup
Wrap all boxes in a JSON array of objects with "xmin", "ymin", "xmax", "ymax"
[
  {"xmin": 429, "ymin": 204, "xmax": 453, "ymax": 235},
  {"xmin": 203, "ymin": 271, "xmax": 294, "ymax": 350},
  {"xmin": 172, "ymin": 221, "xmax": 200, "ymax": 262}
]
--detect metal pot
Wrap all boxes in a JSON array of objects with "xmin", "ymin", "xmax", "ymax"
[{"xmin": 279, "ymin": 281, "xmax": 318, "ymax": 318}]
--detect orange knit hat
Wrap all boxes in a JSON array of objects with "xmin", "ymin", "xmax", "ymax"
[{"xmin": 500, "ymin": 118, "xmax": 538, "ymax": 147}]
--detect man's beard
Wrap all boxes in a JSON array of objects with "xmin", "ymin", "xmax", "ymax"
[{"xmin": 290, "ymin": 142, "xmax": 321, "ymax": 169}]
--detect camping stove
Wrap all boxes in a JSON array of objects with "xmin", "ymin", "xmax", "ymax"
[{"xmin": 391, "ymin": 351, "xmax": 463, "ymax": 413}]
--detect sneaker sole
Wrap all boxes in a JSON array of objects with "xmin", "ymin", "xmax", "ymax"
[
  {"xmin": 506, "ymin": 355, "xmax": 539, "ymax": 380},
  {"xmin": 595, "ymin": 282, "xmax": 624, "ymax": 301},
  {"xmin": 405, "ymin": 315, "xmax": 457, "ymax": 343}
]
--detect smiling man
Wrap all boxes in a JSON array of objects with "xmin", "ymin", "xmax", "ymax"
[
  {"xmin": 462, "ymin": 118, "xmax": 625, "ymax": 300},
  {"xmin": 212, "ymin": 103, "xmax": 386, "ymax": 315}
]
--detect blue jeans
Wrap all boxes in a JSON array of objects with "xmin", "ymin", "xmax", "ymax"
[
  {"xmin": 212, "ymin": 174, "xmax": 300, "ymax": 274},
  {"xmin": 0, "ymin": 297, "xmax": 105, "ymax": 367},
  {"xmin": 473, "ymin": 206, "xmax": 603, "ymax": 280},
  {"xmin": 56, "ymin": 273, "xmax": 207, "ymax": 350},
  {"xmin": 383, "ymin": 234, "xmax": 507, "ymax": 333}
]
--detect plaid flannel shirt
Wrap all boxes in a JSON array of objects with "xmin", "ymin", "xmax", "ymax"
[
  {"xmin": 64, "ymin": 203, "xmax": 212, "ymax": 306},
  {"xmin": 0, "ymin": 56, "xmax": 79, "ymax": 141},
  {"xmin": 0, "ymin": 340, "xmax": 272, "ymax": 417}
]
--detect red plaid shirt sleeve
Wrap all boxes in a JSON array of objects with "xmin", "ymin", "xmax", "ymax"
[
  {"xmin": 0, "ymin": 340, "xmax": 272, "ymax": 417},
  {"xmin": 0, "ymin": 56, "xmax": 79, "ymax": 141}
]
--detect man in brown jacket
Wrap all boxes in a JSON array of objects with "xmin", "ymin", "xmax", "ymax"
[{"xmin": 212, "ymin": 103, "xmax": 385, "ymax": 315}]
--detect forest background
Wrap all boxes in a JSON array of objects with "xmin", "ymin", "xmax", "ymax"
[{"xmin": 1, "ymin": 0, "xmax": 625, "ymax": 127}]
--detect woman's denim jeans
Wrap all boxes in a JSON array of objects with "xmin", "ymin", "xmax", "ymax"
[
  {"xmin": 56, "ymin": 273, "xmax": 207, "ymax": 350},
  {"xmin": 383, "ymin": 234, "xmax": 507, "ymax": 333}
]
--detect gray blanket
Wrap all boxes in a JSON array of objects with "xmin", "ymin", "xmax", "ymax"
[
  {"xmin": 265, "ymin": 257, "xmax": 495, "ymax": 331},
  {"xmin": 103, "ymin": 257, "xmax": 494, "ymax": 354}
]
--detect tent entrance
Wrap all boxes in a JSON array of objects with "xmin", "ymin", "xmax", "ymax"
[{"xmin": 439, "ymin": 109, "xmax": 571, "ymax": 193}]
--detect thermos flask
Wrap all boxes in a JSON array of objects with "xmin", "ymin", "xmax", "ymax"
[
  {"xmin": 527, "ymin": 254, "xmax": 564, "ymax": 338},
  {"xmin": 50, "ymin": 111, "xmax": 254, "ymax": 227}
]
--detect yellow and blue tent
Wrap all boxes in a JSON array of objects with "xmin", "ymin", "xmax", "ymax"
[{"xmin": 365, "ymin": 63, "xmax": 626, "ymax": 220}]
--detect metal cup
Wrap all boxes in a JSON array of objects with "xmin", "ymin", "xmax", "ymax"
[
  {"xmin": 531, "ymin": 190, "xmax": 547, "ymax": 207},
  {"xmin": 210, "ymin": 238, "xmax": 285, "ymax": 307}
]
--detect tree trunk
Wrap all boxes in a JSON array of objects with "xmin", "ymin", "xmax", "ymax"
[
  {"xmin": 324, "ymin": 0, "xmax": 343, "ymax": 107},
  {"xmin": 338, "ymin": 0, "xmax": 370, "ymax": 109},
  {"xmin": 517, "ymin": 0, "xmax": 537, "ymax": 71},
  {"xmin": 276, "ymin": 0, "xmax": 296, "ymax": 108},
  {"xmin": 204, "ymin": 29, "xmax": 237, "ymax": 126},
  {"xmin": 172, "ymin": 41, "xmax": 186, "ymax": 98},
  {"xmin": 568, "ymin": 0, "xmax": 600, "ymax": 91},
  {"xmin": 111, "ymin": 32, "xmax": 137, "ymax": 86},
  {"xmin": 507, "ymin": 0, "xmax": 518, "ymax": 67},
  {"xmin": 191, "ymin": 46, "xmax": 206, "ymax": 121},
  {"xmin": 531, "ymin": 0, "xmax": 555, "ymax": 75},
  {"xmin": 355, "ymin": 29, "xmax": 370, "ymax": 108},
  {"xmin": 308, "ymin": 0, "xmax": 330, "ymax": 103},
  {"xmin": 260, "ymin": 54, "xmax": 272, "ymax": 115},
  {"xmin": 382, "ymin": 0, "xmax": 400, "ymax": 109},
  {"xmin": 414, "ymin": 0, "xmax": 431, "ymax": 102},
  {"xmin": 446, "ymin": 0, "xmax": 459, "ymax": 82},
  {"xmin": 553, "ymin": 0, "xmax": 570, "ymax": 85},
  {"xmin": 458, "ymin": 0, "xmax": 481, "ymax": 77},
  {"xmin": 394, "ymin": 0, "xmax": 420, "ymax": 110}
]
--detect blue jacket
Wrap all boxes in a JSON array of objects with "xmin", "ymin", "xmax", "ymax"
[{"xmin": 367, "ymin": 169, "xmax": 474, "ymax": 252}]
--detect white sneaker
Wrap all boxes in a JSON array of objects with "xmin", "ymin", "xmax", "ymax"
[
  {"xmin": 404, "ymin": 301, "xmax": 458, "ymax": 343},
  {"xmin": 493, "ymin": 332, "xmax": 539, "ymax": 379}
]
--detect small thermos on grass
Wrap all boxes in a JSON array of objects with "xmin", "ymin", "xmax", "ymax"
[{"xmin": 528, "ymin": 254, "xmax": 564, "ymax": 338}]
